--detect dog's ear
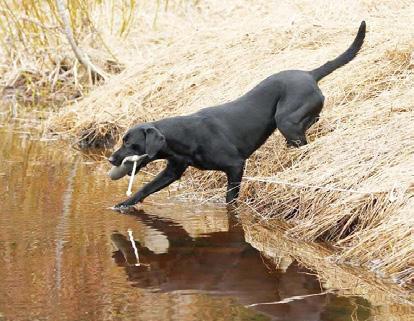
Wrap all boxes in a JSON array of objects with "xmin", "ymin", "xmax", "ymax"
[{"xmin": 144, "ymin": 126, "xmax": 166, "ymax": 158}]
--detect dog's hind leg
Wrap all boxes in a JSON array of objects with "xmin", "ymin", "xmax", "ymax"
[
  {"xmin": 275, "ymin": 94, "xmax": 324, "ymax": 147},
  {"xmin": 277, "ymin": 121, "xmax": 308, "ymax": 147},
  {"xmin": 115, "ymin": 160, "xmax": 187, "ymax": 208},
  {"xmin": 225, "ymin": 162, "xmax": 245, "ymax": 203}
]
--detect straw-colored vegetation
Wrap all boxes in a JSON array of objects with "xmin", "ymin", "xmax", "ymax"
[
  {"xmin": 0, "ymin": 0, "xmax": 137, "ymax": 107},
  {"xmin": 1, "ymin": 1, "xmax": 413, "ymax": 291}
]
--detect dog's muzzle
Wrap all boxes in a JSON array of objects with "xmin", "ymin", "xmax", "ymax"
[{"xmin": 108, "ymin": 154, "xmax": 148, "ymax": 180}]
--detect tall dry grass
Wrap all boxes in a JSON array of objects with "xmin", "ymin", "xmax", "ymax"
[
  {"xmin": 43, "ymin": 0, "xmax": 414, "ymax": 290},
  {"xmin": 0, "ymin": 0, "xmax": 175, "ymax": 108}
]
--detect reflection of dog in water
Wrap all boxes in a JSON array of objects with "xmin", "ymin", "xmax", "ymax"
[
  {"xmin": 110, "ymin": 210, "xmax": 330, "ymax": 320},
  {"xmin": 111, "ymin": 210, "xmax": 275, "ymax": 294}
]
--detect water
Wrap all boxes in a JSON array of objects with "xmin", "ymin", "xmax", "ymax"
[{"xmin": 0, "ymin": 126, "xmax": 412, "ymax": 321}]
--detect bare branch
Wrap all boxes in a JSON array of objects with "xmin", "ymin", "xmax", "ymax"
[{"xmin": 55, "ymin": 0, "xmax": 108, "ymax": 81}]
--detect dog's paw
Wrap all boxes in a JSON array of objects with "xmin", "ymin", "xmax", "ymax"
[
  {"xmin": 109, "ymin": 194, "xmax": 145, "ymax": 213},
  {"xmin": 110, "ymin": 205, "xmax": 134, "ymax": 214}
]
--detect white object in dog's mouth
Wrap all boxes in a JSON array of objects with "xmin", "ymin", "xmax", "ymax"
[{"xmin": 108, "ymin": 154, "xmax": 148, "ymax": 181}]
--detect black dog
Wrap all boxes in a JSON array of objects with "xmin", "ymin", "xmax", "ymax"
[{"xmin": 109, "ymin": 21, "xmax": 366, "ymax": 208}]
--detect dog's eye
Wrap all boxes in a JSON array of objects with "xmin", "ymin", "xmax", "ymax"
[
  {"xmin": 123, "ymin": 138, "xmax": 131, "ymax": 147},
  {"xmin": 122, "ymin": 134, "xmax": 131, "ymax": 146}
]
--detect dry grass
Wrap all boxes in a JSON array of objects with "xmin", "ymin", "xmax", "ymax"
[
  {"xmin": 0, "ymin": 0, "xmax": 144, "ymax": 108},
  {"xmin": 23, "ymin": 0, "xmax": 414, "ymax": 290}
]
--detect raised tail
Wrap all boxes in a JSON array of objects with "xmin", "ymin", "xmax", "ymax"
[{"xmin": 310, "ymin": 21, "xmax": 366, "ymax": 81}]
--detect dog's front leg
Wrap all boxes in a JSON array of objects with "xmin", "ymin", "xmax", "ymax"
[{"xmin": 115, "ymin": 160, "xmax": 187, "ymax": 209}]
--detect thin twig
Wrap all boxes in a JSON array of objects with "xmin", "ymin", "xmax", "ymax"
[
  {"xmin": 246, "ymin": 290, "xmax": 333, "ymax": 307},
  {"xmin": 244, "ymin": 176, "xmax": 374, "ymax": 195},
  {"xmin": 55, "ymin": 0, "xmax": 108, "ymax": 81}
]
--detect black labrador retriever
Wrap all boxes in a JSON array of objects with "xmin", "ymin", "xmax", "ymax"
[{"xmin": 109, "ymin": 21, "xmax": 366, "ymax": 209}]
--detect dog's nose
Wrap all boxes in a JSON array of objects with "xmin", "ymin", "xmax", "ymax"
[{"xmin": 108, "ymin": 156, "xmax": 116, "ymax": 165}]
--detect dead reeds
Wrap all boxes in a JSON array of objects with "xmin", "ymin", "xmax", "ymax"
[{"xmin": 0, "ymin": 0, "xmax": 139, "ymax": 107}]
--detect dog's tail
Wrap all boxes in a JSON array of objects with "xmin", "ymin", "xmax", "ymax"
[{"xmin": 309, "ymin": 21, "xmax": 366, "ymax": 82}]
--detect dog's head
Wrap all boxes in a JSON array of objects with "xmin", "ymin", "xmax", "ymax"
[{"xmin": 108, "ymin": 124, "xmax": 166, "ymax": 171}]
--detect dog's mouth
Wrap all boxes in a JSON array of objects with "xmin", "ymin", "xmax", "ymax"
[{"xmin": 108, "ymin": 154, "xmax": 148, "ymax": 180}]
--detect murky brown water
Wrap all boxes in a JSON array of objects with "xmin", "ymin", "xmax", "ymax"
[{"xmin": 0, "ymin": 125, "xmax": 412, "ymax": 321}]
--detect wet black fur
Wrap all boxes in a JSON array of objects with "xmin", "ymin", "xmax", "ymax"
[{"xmin": 109, "ymin": 21, "xmax": 366, "ymax": 208}]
